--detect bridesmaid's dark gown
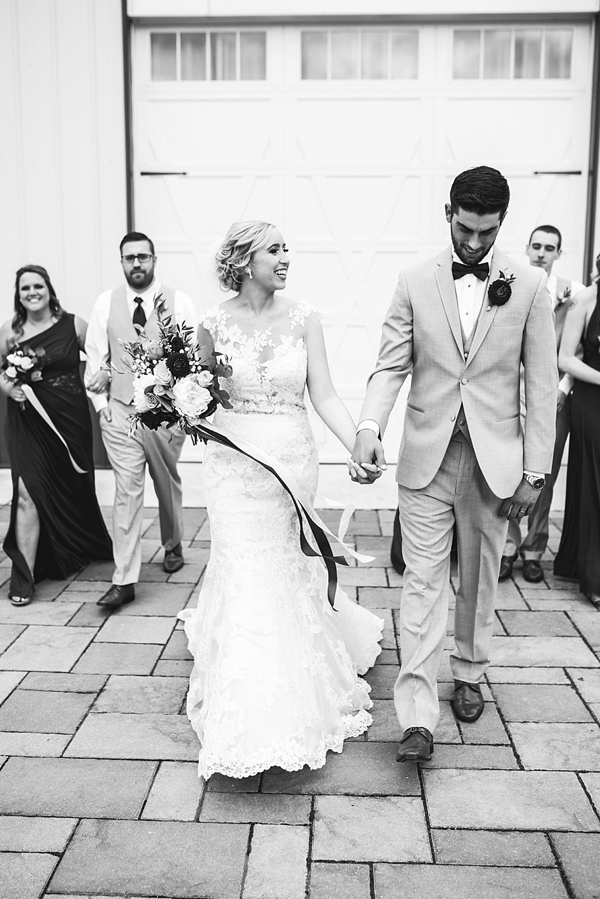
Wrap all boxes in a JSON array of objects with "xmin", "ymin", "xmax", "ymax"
[
  {"xmin": 3, "ymin": 314, "xmax": 112, "ymax": 598},
  {"xmin": 554, "ymin": 285, "xmax": 600, "ymax": 595}
]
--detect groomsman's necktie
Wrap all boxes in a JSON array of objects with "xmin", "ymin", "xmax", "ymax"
[
  {"xmin": 133, "ymin": 296, "xmax": 146, "ymax": 328},
  {"xmin": 451, "ymin": 262, "xmax": 489, "ymax": 281}
]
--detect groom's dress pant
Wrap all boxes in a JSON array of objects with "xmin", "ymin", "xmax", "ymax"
[
  {"xmin": 395, "ymin": 431, "xmax": 508, "ymax": 735},
  {"xmin": 100, "ymin": 397, "xmax": 184, "ymax": 585}
]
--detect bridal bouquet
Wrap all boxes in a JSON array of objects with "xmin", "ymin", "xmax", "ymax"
[
  {"xmin": 2, "ymin": 346, "xmax": 47, "ymax": 386},
  {"xmin": 120, "ymin": 296, "xmax": 232, "ymax": 441}
]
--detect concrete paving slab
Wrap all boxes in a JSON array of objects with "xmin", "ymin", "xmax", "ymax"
[
  {"xmin": 116, "ymin": 584, "xmax": 195, "ymax": 617},
  {"xmin": 431, "ymin": 829, "xmax": 555, "ymax": 867},
  {"xmin": 309, "ymin": 863, "xmax": 371, "ymax": 899},
  {"xmin": 313, "ymin": 795, "xmax": 431, "ymax": 862},
  {"xmin": 142, "ymin": 761, "xmax": 202, "ymax": 821},
  {"xmin": 367, "ymin": 699, "xmax": 461, "ymax": 744},
  {"xmin": 358, "ymin": 587, "xmax": 400, "ymax": 609},
  {"xmin": 0, "ymin": 624, "xmax": 25, "ymax": 652},
  {"xmin": 424, "ymin": 770, "xmax": 600, "ymax": 830},
  {"xmin": 261, "ymin": 743, "xmax": 421, "ymax": 796},
  {"xmin": 420, "ymin": 745, "xmax": 519, "ymax": 769},
  {"xmin": 0, "ymin": 733, "xmax": 69, "ymax": 757},
  {"xmin": 0, "ymin": 688, "xmax": 95, "ymax": 733},
  {"xmin": 200, "ymin": 792, "xmax": 311, "ymax": 824},
  {"xmin": 161, "ymin": 628, "xmax": 193, "ymax": 660},
  {"xmin": 0, "ymin": 670, "xmax": 25, "ymax": 704},
  {"xmin": 581, "ymin": 773, "xmax": 600, "ymax": 815},
  {"xmin": 19, "ymin": 672, "xmax": 107, "ymax": 692},
  {"xmin": 339, "ymin": 567, "xmax": 387, "ymax": 587},
  {"xmin": 570, "ymin": 612, "xmax": 600, "ymax": 651},
  {"xmin": 0, "ymin": 625, "xmax": 94, "ymax": 672},
  {"xmin": 95, "ymin": 615, "xmax": 175, "ymax": 645},
  {"xmin": 569, "ymin": 668, "xmax": 600, "ymax": 702},
  {"xmin": 458, "ymin": 702, "xmax": 510, "ymax": 744},
  {"xmin": 369, "ymin": 609, "xmax": 395, "ymax": 650},
  {"xmin": 0, "ymin": 600, "xmax": 82, "ymax": 626},
  {"xmin": 490, "ymin": 636, "xmax": 599, "ymax": 668},
  {"xmin": 153, "ymin": 659, "xmax": 194, "ymax": 677},
  {"xmin": 374, "ymin": 863, "xmax": 568, "ymax": 899},
  {"xmin": 0, "ymin": 852, "xmax": 58, "ymax": 899},
  {"xmin": 492, "ymin": 684, "xmax": 592, "ymax": 722},
  {"xmin": 0, "ymin": 815, "xmax": 77, "ymax": 852},
  {"xmin": 49, "ymin": 819, "xmax": 249, "ymax": 899},
  {"xmin": 552, "ymin": 833, "xmax": 600, "ymax": 899},
  {"xmin": 94, "ymin": 675, "xmax": 188, "ymax": 714},
  {"xmin": 486, "ymin": 667, "xmax": 570, "ymax": 684},
  {"xmin": 73, "ymin": 642, "xmax": 162, "ymax": 675},
  {"xmin": 244, "ymin": 824, "xmax": 309, "ymax": 899},
  {"xmin": 498, "ymin": 610, "xmax": 577, "ymax": 637},
  {"xmin": 527, "ymin": 596, "xmax": 594, "ymax": 611},
  {"xmin": 64, "ymin": 711, "xmax": 200, "ymax": 760},
  {"xmin": 364, "ymin": 665, "xmax": 396, "ymax": 700},
  {"xmin": 206, "ymin": 773, "xmax": 261, "ymax": 793},
  {"xmin": 509, "ymin": 722, "xmax": 600, "ymax": 770},
  {"xmin": 0, "ymin": 757, "xmax": 155, "ymax": 818}
]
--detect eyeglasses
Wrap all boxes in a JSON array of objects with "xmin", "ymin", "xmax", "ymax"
[{"xmin": 121, "ymin": 254, "xmax": 154, "ymax": 264}]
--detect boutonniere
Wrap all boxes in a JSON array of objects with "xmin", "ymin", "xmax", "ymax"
[
  {"xmin": 487, "ymin": 271, "xmax": 516, "ymax": 310},
  {"xmin": 557, "ymin": 286, "xmax": 577, "ymax": 309}
]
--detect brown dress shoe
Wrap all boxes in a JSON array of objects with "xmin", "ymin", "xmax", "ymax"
[
  {"xmin": 396, "ymin": 727, "xmax": 433, "ymax": 762},
  {"xmin": 522, "ymin": 560, "xmax": 544, "ymax": 583},
  {"xmin": 163, "ymin": 543, "xmax": 184, "ymax": 574},
  {"xmin": 97, "ymin": 584, "xmax": 135, "ymax": 609},
  {"xmin": 451, "ymin": 681, "xmax": 484, "ymax": 722},
  {"xmin": 499, "ymin": 554, "xmax": 516, "ymax": 581}
]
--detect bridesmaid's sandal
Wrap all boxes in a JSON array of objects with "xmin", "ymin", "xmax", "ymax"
[{"xmin": 9, "ymin": 595, "xmax": 32, "ymax": 606}]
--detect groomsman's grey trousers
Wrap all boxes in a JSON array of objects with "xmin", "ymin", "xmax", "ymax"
[
  {"xmin": 395, "ymin": 431, "xmax": 508, "ymax": 735},
  {"xmin": 100, "ymin": 398, "xmax": 185, "ymax": 585}
]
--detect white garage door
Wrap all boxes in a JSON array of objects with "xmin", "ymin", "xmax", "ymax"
[{"xmin": 131, "ymin": 20, "xmax": 593, "ymax": 461}]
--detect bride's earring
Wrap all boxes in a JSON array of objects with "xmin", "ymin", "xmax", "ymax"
[{"xmin": 245, "ymin": 266, "xmax": 253, "ymax": 280}]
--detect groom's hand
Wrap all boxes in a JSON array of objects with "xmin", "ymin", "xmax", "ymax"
[
  {"xmin": 349, "ymin": 431, "xmax": 387, "ymax": 484},
  {"xmin": 498, "ymin": 478, "xmax": 539, "ymax": 520}
]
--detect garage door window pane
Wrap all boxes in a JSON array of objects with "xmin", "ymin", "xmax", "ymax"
[
  {"xmin": 545, "ymin": 30, "xmax": 572, "ymax": 78},
  {"xmin": 211, "ymin": 33, "xmax": 236, "ymax": 80},
  {"xmin": 331, "ymin": 31, "xmax": 359, "ymax": 79},
  {"xmin": 302, "ymin": 32, "xmax": 327, "ymax": 79},
  {"xmin": 362, "ymin": 32, "xmax": 388, "ymax": 79},
  {"xmin": 151, "ymin": 33, "xmax": 177, "ymax": 81},
  {"xmin": 515, "ymin": 30, "xmax": 542, "ymax": 78},
  {"xmin": 181, "ymin": 33, "xmax": 206, "ymax": 80},
  {"xmin": 391, "ymin": 31, "xmax": 418, "ymax": 79},
  {"xmin": 453, "ymin": 31, "xmax": 480, "ymax": 78},
  {"xmin": 240, "ymin": 32, "xmax": 266, "ymax": 80},
  {"xmin": 483, "ymin": 30, "xmax": 511, "ymax": 78}
]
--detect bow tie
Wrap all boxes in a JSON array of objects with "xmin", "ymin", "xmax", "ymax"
[{"xmin": 452, "ymin": 261, "xmax": 490, "ymax": 282}]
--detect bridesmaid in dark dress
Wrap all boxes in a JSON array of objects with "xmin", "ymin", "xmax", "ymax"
[
  {"xmin": 0, "ymin": 265, "xmax": 112, "ymax": 605},
  {"xmin": 554, "ymin": 255, "xmax": 600, "ymax": 606}
]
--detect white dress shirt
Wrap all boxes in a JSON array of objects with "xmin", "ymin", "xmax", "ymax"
[
  {"xmin": 85, "ymin": 280, "xmax": 198, "ymax": 412},
  {"xmin": 452, "ymin": 247, "xmax": 493, "ymax": 340}
]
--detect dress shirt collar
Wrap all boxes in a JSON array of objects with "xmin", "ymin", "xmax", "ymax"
[
  {"xmin": 125, "ymin": 280, "xmax": 162, "ymax": 306},
  {"xmin": 451, "ymin": 247, "xmax": 494, "ymax": 271}
]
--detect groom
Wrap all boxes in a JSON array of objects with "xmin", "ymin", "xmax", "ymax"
[{"xmin": 351, "ymin": 167, "xmax": 557, "ymax": 761}]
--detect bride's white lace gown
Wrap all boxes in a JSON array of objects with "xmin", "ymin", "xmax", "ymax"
[{"xmin": 178, "ymin": 301, "xmax": 383, "ymax": 779}]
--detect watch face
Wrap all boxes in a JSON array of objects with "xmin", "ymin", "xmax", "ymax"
[{"xmin": 530, "ymin": 477, "xmax": 545, "ymax": 489}]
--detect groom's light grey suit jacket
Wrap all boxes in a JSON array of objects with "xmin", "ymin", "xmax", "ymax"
[{"xmin": 360, "ymin": 247, "xmax": 558, "ymax": 499}]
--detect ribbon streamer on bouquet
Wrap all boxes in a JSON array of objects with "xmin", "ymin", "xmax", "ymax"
[
  {"xmin": 22, "ymin": 384, "xmax": 88, "ymax": 475},
  {"xmin": 190, "ymin": 420, "xmax": 373, "ymax": 608}
]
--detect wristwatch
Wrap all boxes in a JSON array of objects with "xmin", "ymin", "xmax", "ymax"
[{"xmin": 523, "ymin": 473, "xmax": 545, "ymax": 490}]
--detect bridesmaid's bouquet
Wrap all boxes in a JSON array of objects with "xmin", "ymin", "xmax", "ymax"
[
  {"xmin": 2, "ymin": 346, "xmax": 47, "ymax": 386},
  {"xmin": 121, "ymin": 296, "xmax": 232, "ymax": 441}
]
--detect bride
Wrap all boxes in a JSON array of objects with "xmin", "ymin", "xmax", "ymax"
[{"xmin": 179, "ymin": 221, "xmax": 383, "ymax": 779}]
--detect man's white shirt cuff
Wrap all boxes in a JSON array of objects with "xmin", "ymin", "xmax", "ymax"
[{"xmin": 357, "ymin": 420, "xmax": 380, "ymax": 435}]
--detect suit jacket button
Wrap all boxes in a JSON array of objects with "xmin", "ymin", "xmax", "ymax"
[
  {"xmin": 451, "ymin": 415, "xmax": 456, "ymax": 421},
  {"xmin": 461, "ymin": 377, "xmax": 468, "ymax": 385},
  {"xmin": 459, "ymin": 419, "xmax": 465, "ymax": 426}
]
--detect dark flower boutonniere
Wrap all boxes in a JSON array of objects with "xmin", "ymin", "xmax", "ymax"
[{"xmin": 487, "ymin": 271, "xmax": 516, "ymax": 310}]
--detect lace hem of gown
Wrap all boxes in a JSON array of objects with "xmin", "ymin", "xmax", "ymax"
[{"xmin": 196, "ymin": 707, "xmax": 374, "ymax": 781}]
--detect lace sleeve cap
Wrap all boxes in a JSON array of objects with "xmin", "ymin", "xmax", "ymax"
[
  {"xmin": 200, "ymin": 306, "xmax": 226, "ymax": 339},
  {"xmin": 289, "ymin": 302, "xmax": 321, "ymax": 329}
]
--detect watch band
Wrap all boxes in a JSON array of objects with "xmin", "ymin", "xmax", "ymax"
[{"xmin": 523, "ymin": 472, "xmax": 545, "ymax": 490}]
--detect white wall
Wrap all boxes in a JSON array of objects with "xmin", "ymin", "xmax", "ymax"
[{"xmin": 0, "ymin": 0, "xmax": 128, "ymax": 325}]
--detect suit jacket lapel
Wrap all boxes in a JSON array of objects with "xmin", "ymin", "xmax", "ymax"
[
  {"xmin": 434, "ymin": 250, "xmax": 464, "ymax": 358},
  {"xmin": 464, "ymin": 250, "xmax": 505, "ymax": 366}
]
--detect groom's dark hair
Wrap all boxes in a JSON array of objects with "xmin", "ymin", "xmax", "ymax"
[{"xmin": 450, "ymin": 166, "xmax": 510, "ymax": 218}]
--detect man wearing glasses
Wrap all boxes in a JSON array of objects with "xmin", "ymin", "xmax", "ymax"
[{"xmin": 86, "ymin": 232, "xmax": 197, "ymax": 608}]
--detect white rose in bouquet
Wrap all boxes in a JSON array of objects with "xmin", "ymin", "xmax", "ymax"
[
  {"xmin": 154, "ymin": 360, "xmax": 172, "ymax": 387},
  {"xmin": 18, "ymin": 356, "xmax": 34, "ymax": 371},
  {"xmin": 194, "ymin": 369, "xmax": 214, "ymax": 387},
  {"xmin": 132, "ymin": 373, "xmax": 158, "ymax": 412},
  {"xmin": 172, "ymin": 374, "xmax": 212, "ymax": 422},
  {"xmin": 4, "ymin": 366, "xmax": 17, "ymax": 379}
]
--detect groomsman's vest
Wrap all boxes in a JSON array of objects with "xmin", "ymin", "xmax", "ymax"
[
  {"xmin": 107, "ymin": 284, "xmax": 176, "ymax": 404},
  {"xmin": 452, "ymin": 304, "xmax": 485, "ymax": 443}
]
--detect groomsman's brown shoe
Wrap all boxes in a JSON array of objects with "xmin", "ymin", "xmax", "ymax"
[
  {"xmin": 97, "ymin": 584, "xmax": 135, "ymax": 609},
  {"xmin": 163, "ymin": 543, "xmax": 184, "ymax": 574},
  {"xmin": 396, "ymin": 727, "xmax": 433, "ymax": 762},
  {"xmin": 522, "ymin": 560, "xmax": 544, "ymax": 583},
  {"xmin": 499, "ymin": 554, "xmax": 516, "ymax": 581},
  {"xmin": 451, "ymin": 680, "xmax": 484, "ymax": 722}
]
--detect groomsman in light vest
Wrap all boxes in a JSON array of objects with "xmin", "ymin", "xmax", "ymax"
[
  {"xmin": 86, "ymin": 232, "xmax": 197, "ymax": 609},
  {"xmin": 499, "ymin": 225, "xmax": 586, "ymax": 583}
]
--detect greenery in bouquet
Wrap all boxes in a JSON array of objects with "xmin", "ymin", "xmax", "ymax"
[{"xmin": 120, "ymin": 296, "xmax": 232, "ymax": 440}]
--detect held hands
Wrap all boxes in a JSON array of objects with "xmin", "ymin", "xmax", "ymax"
[
  {"xmin": 556, "ymin": 389, "xmax": 567, "ymax": 413},
  {"xmin": 348, "ymin": 430, "xmax": 387, "ymax": 485},
  {"xmin": 86, "ymin": 370, "xmax": 110, "ymax": 394},
  {"xmin": 99, "ymin": 406, "xmax": 112, "ymax": 424},
  {"xmin": 498, "ymin": 477, "xmax": 540, "ymax": 520}
]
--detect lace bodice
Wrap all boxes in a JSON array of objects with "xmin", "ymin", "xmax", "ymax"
[{"xmin": 201, "ymin": 301, "xmax": 315, "ymax": 415}]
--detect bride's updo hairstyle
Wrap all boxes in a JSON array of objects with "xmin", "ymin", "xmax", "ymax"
[{"xmin": 216, "ymin": 221, "xmax": 274, "ymax": 291}]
